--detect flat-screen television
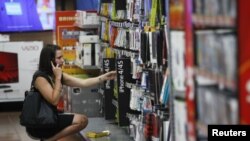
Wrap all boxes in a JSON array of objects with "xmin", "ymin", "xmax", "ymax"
[
  {"xmin": 0, "ymin": 0, "xmax": 55, "ymax": 32},
  {"xmin": 0, "ymin": 52, "xmax": 19, "ymax": 84}
]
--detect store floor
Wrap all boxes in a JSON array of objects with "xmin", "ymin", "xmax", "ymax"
[{"xmin": 0, "ymin": 112, "xmax": 133, "ymax": 141}]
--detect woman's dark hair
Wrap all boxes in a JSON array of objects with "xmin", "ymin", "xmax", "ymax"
[{"xmin": 38, "ymin": 44, "xmax": 61, "ymax": 76}]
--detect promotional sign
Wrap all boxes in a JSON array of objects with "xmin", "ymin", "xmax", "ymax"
[
  {"xmin": 55, "ymin": 10, "xmax": 78, "ymax": 70},
  {"xmin": 55, "ymin": 11, "xmax": 85, "ymax": 75},
  {"xmin": 239, "ymin": 0, "xmax": 250, "ymax": 124},
  {"xmin": 103, "ymin": 58, "xmax": 116, "ymax": 120},
  {"xmin": 116, "ymin": 58, "xmax": 132, "ymax": 127},
  {"xmin": 0, "ymin": 41, "xmax": 43, "ymax": 102},
  {"xmin": 55, "ymin": 10, "xmax": 79, "ymax": 47}
]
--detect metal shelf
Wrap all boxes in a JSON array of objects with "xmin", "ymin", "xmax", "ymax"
[
  {"xmin": 195, "ymin": 68, "xmax": 236, "ymax": 91},
  {"xmin": 74, "ymin": 61, "xmax": 101, "ymax": 70},
  {"xmin": 76, "ymin": 24, "xmax": 100, "ymax": 29}
]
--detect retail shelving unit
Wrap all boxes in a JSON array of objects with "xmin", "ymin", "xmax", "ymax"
[
  {"xmin": 182, "ymin": 0, "xmax": 250, "ymax": 141},
  {"xmin": 98, "ymin": 0, "xmax": 171, "ymax": 140},
  {"xmin": 74, "ymin": 10, "xmax": 102, "ymax": 70},
  {"xmin": 55, "ymin": 10, "xmax": 103, "ymax": 114},
  {"xmin": 98, "ymin": 0, "xmax": 142, "ymax": 126}
]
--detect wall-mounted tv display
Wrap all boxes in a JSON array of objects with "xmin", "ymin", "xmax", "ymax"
[
  {"xmin": 0, "ymin": 0, "xmax": 55, "ymax": 32},
  {"xmin": 0, "ymin": 52, "xmax": 19, "ymax": 84}
]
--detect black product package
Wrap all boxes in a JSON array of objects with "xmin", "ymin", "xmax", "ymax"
[
  {"xmin": 141, "ymin": 32, "xmax": 150, "ymax": 63},
  {"xmin": 157, "ymin": 30, "xmax": 163, "ymax": 65}
]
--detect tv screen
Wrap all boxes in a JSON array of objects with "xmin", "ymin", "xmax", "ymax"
[
  {"xmin": 0, "ymin": 0, "xmax": 55, "ymax": 32},
  {"xmin": 0, "ymin": 52, "xmax": 19, "ymax": 84}
]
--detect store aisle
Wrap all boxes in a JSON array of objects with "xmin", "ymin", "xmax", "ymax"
[{"xmin": 0, "ymin": 112, "xmax": 133, "ymax": 141}]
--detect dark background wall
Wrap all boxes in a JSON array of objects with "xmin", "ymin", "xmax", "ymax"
[{"xmin": 76, "ymin": 0, "xmax": 99, "ymax": 11}]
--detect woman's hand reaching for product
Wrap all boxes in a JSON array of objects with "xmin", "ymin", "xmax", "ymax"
[
  {"xmin": 51, "ymin": 61, "xmax": 62, "ymax": 80},
  {"xmin": 99, "ymin": 71, "xmax": 117, "ymax": 82}
]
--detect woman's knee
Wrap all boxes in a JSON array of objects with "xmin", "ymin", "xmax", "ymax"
[
  {"xmin": 80, "ymin": 114, "xmax": 88, "ymax": 129},
  {"xmin": 73, "ymin": 114, "xmax": 88, "ymax": 129}
]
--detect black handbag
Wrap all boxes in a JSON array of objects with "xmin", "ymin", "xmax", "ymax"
[{"xmin": 19, "ymin": 71, "xmax": 58, "ymax": 128}]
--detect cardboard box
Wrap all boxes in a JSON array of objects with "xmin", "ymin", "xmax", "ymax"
[{"xmin": 79, "ymin": 35, "xmax": 99, "ymax": 43}]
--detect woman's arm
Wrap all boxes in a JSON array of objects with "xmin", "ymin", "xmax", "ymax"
[
  {"xmin": 34, "ymin": 76, "xmax": 62, "ymax": 106},
  {"xmin": 63, "ymin": 71, "xmax": 116, "ymax": 88}
]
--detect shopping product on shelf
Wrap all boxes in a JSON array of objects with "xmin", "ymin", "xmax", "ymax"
[
  {"xmin": 98, "ymin": 0, "xmax": 170, "ymax": 140},
  {"xmin": 85, "ymin": 130, "xmax": 110, "ymax": 138}
]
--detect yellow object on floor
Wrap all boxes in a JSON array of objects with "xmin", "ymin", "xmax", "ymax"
[{"xmin": 86, "ymin": 130, "xmax": 110, "ymax": 138}]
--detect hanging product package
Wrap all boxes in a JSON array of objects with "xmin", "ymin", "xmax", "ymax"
[{"xmin": 19, "ymin": 71, "xmax": 58, "ymax": 128}]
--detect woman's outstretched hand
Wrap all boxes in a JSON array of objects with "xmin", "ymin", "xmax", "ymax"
[{"xmin": 99, "ymin": 71, "xmax": 117, "ymax": 82}]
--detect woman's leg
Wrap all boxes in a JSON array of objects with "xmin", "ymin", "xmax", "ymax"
[
  {"xmin": 56, "ymin": 133, "xmax": 85, "ymax": 141},
  {"xmin": 46, "ymin": 113, "xmax": 88, "ymax": 141}
]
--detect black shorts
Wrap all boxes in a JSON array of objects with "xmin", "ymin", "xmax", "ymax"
[{"xmin": 26, "ymin": 113, "xmax": 74, "ymax": 139}]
